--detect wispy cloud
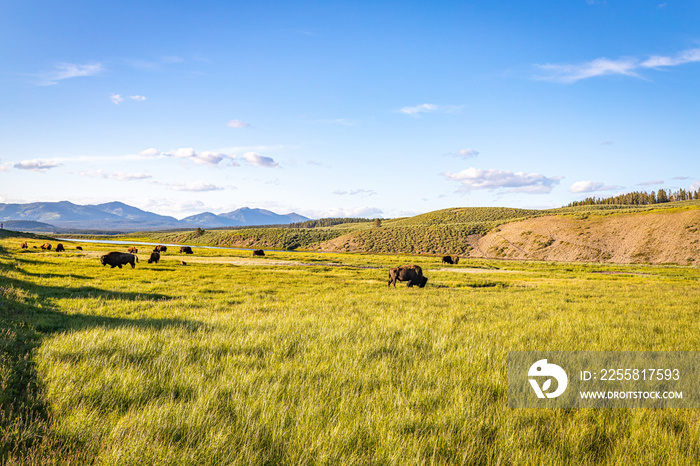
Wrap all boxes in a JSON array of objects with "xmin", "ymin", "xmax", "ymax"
[
  {"xmin": 637, "ymin": 180, "xmax": 664, "ymax": 186},
  {"xmin": 398, "ymin": 103, "xmax": 462, "ymax": 116},
  {"xmin": 112, "ymin": 94, "xmax": 146, "ymax": 104},
  {"xmin": 449, "ymin": 148, "xmax": 479, "ymax": 159},
  {"xmin": 160, "ymin": 147, "xmax": 236, "ymax": 166},
  {"xmin": 123, "ymin": 56, "xmax": 185, "ymax": 70},
  {"xmin": 569, "ymin": 180, "xmax": 620, "ymax": 193},
  {"xmin": 241, "ymin": 152, "xmax": 279, "ymax": 168},
  {"xmin": 38, "ymin": 62, "xmax": 102, "ymax": 86},
  {"xmin": 78, "ymin": 169, "xmax": 152, "ymax": 181},
  {"xmin": 445, "ymin": 167, "xmax": 562, "ymax": 194},
  {"xmin": 14, "ymin": 159, "xmax": 63, "ymax": 172},
  {"xmin": 227, "ymin": 119, "xmax": 250, "ymax": 128},
  {"xmin": 691, "ymin": 181, "xmax": 700, "ymax": 191},
  {"xmin": 333, "ymin": 189, "xmax": 377, "ymax": 196},
  {"xmin": 166, "ymin": 181, "xmax": 225, "ymax": 192},
  {"xmin": 536, "ymin": 47, "xmax": 700, "ymax": 83}
]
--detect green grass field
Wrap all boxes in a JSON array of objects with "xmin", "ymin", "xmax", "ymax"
[{"xmin": 2, "ymin": 234, "xmax": 700, "ymax": 464}]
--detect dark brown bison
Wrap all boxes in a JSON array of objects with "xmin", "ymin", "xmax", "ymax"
[
  {"xmin": 147, "ymin": 251, "xmax": 160, "ymax": 264},
  {"xmin": 388, "ymin": 265, "xmax": 428, "ymax": 288},
  {"xmin": 20, "ymin": 242, "xmax": 28, "ymax": 249},
  {"xmin": 441, "ymin": 255, "xmax": 454, "ymax": 265},
  {"xmin": 76, "ymin": 246, "xmax": 83, "ymax": 250},
  {"xmin": 100, "ymin": 252, "xmax": 138, "ymax": 269},
  {"xmin": 252, "ymin": 249, "xmax": 265, "ymax": 256},
  {"xmin": 127, "ymin": 246, "xmax": 138, "ymax": 254},
  {"xmin": 180, "ymin": 246, "xmax": 193, "ymax": 254},
  {"xmin": 154, "ymin": 245, "xmax": 167, "ymax": 253},
  {"xmin": 55, "ymin": 243, "xmax": 65, "ymax": 252},
  {"xmin": 180, "ymin": 261, "xmax": 187, "ymax": 266},
  {"xmin": 41, "ymin": 243, "xmax": 52, "ymax": 250}
]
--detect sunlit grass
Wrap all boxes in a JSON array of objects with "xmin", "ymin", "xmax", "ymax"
[{"xmin": 2, "ymin": 235, "xmax": 700, "ymax": 464}]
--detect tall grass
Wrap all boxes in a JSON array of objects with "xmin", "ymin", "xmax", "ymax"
[{"xmin": 1, "ymin": 237, "xmax": 700, "ymax": 464}]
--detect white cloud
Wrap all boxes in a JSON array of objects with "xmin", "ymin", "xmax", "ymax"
[
  {"xmin": 241, "ymin": 152, "xmax": 279, "ymax": 168},
  {"xmin": 39, "ymin": 62, "xmax": 103, "ymax": 86},
  {"xmin": 0, "ymin": 161, "xmax": 12, "ymax": 172},
  {"xmin": 570, "ymin": 180, "xmax": 619, "ymax": 193},
  {"xmin": 536, "ymin": 47, "xmax": 700, "ymax": 83},
  {"xmin": 111, "ymin": 94, "xmax": 124, "ymax": 104},
  {"xmin": 691, "ymin": 181, "xmax": 700, "ymax": 191},
  {"xmin": 536, "ymin": 57, "xmax": 639, "ymax": 83},
  {"xmin": 637, "ymin": 180, "xmax": 664, "ymax": 186},
  {"xmin": 445, "ymin": 167, "xmax": 562, "ymax": 193},
  {"xmin": 398, "ymin": 103, "xmax": 462, "ymax": 116},
  {"xmin": 227, "ymin": 119, "xmax": 250, "ymax": 128},
  {"xmin": 78, "ymin": 169, "xmax": 152, "ymax": 181},
  {"xmin": 333, "ymin": 189, "xmax": 377, "ymax": 196},
  {"xmin": 456, "ymin": 148, "xmax": 479, "ymax": 158},
  {"xmin": 139, "ymin": 148, "xmax": 161, "ymax": 157},
  {"xmin": 167, "ymin": 181, "xmax": 225, "ymax": 192},
  {"xmin": 302, "ymin": 206, "xmax": 383, "ymax": 218},
  {"xmin": 109, "ymin": 171, "xmax": 152, "ymax": 181},
  {"xmin": 130, "ymin": 95, "xmax": 146, "ymax": 101},
  {"xmin": 14, "ymin": 159, "xmax": 63, "ymax": 172},
  {"xmin": 164, "ymin": 148, "xmax": 230, "ymax": 165},
  {"xmin": 641, "ymin": 48, "xmax": 700, "ymax": 68}
]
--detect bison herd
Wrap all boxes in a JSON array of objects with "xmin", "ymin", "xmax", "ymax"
[{"xmin": 18, "ymin": 240, "xmax": 465, "ymax": 289}]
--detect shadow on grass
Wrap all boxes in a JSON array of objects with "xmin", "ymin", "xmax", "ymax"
[{"xmin": 0, "ymin": 255, "xmax": 202, "ymax": 462}]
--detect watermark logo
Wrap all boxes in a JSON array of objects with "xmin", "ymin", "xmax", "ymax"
[{"xmin": 528, "ymin": 359, "xmax": 568, "ymax": 399}]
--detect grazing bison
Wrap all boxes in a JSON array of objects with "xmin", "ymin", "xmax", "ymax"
[
  {"xmin": 154, "ymin": 245, "xmax": 167, "ymax": 253},
  {"xmin": 55, "ymin": 243, "xmax": 65, "ymax": 252},
  {"xmin": 180, "ymin": 246, "xmax": 193, "ymax": 254},
  {"xmin": 20, "ymin": 242, "xmax": 28, "ymax": 249},
  {"xmin": 252, "ymin": 249, "xmax": 265, "ymax": 256},
  {"xmin": 388, "ymin": 265, "xmax": 428, "ymax": 288},
  {"xmin": 127, "ymin": 246, "xmax": 138, "ymax": 254},
  {"xmin": 180, "ymin": 261, "xmax": 187, "ymax": 266},
  {"xmin": 76, "ymin": 246, "xmax": 83, "ymax": 250},
  {"xmin": 147, "ymin": 251, "xmax": 160, "ymax": 264},
  {"xmin": 441, "ymin": 255, "xmax": 460, "ymax": 265},
  {"xmin": 40, "ymin": 243, "xmax": 52, "ymax": 250},
  {"xmin": 100, "ymin": 252, "xmax": 138, "ymax": 269}
]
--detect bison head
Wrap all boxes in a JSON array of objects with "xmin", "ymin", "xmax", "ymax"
[
  {"xmin": 418, "ymin": 276, "xmax": 428, "ymax": 288},
  {"xmin": 100, "ymin": 255, "xmax": 107, "ymax": 266}
]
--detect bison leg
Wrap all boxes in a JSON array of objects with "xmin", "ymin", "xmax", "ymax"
[
  {"xmin": 130, "ymin": 261, "xmax": 135, "ymax": 269},
  {"xmin": 117, "ymin": 264, "xmax": 122, "ymax": 268}
]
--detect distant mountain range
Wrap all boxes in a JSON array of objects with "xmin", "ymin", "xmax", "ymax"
[{"xmin": 0, "ymin": 201, "xmax": 310, "ymax": 233}]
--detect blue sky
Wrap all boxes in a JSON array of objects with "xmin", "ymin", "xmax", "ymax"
[{"xmin": 1, "ymin": 0, "xmax": 699, "ymax": 219}]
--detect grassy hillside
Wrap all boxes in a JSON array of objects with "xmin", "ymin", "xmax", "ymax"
[
  {"xmin": 64, "ymin": 200, "xmax": 700, "ymax": 264},
  {"xmin": 2, "ymin": 235, "xmax": 700, "ymax": 464}
]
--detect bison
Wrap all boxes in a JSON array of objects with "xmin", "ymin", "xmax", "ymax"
[
  {"xmin": 147, "ymin": 251, "xmax": 160, "ymax": 264},
  {"xmin": 388, "ymin": 265, "xmax": 428, "ymax": 288},
  {"xmin": 252, "ymin": 249, "xmax": 265, "ymax": 256},
  {"xmin": 100, "ymin": 252, "xmax": 138, "ymax": 269},
  {"xmin": 180, "ymin": 246, "xmax": 193, "ymax": 254},
  {"xmin": 55, "ymin": 243, "xmax": 65, "ymax": 252},
  {"xmin": 180, "ymin": 261, "xmax": 187, "ymax": 266},
  {"xmin": 76, "ymin": 246, "xmax": 83, "ymax": 250},
  {"xmin": 441, "ymin": 255, "xmax": 460, "ymax": 265},
  {"xmin": 154, "ymin": 245, "xmax": 167, "ymax": 253},
  {"xmin": 41, "ymin": 243, "xmax": 52, "ymax": 250},
  {"xmin": 128, "ymin": 246, "xmax": 138, "ymax": 254},
  {"xmin": 20, "ymin": 242, "xmax": 28, "ymax": 249}
]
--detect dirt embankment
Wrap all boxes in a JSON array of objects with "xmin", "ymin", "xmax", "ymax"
[
  {"xmin": 318, "ymin": 208, "xmax": 700, "ymax": 265},
  {"xmin": 470, "ymin": 209, "xmax": 700, "ymax": 264}
]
